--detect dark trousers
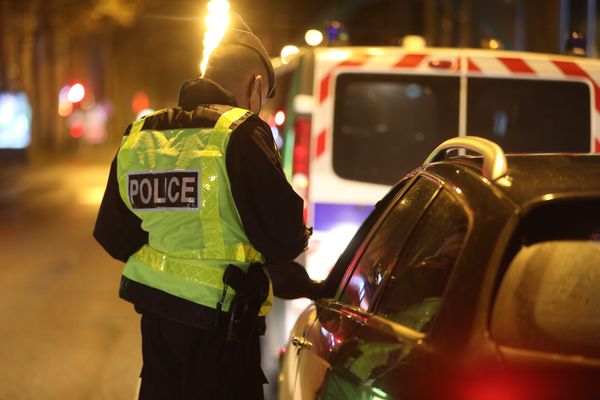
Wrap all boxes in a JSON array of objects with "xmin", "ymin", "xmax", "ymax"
[{"xmin": 138, "ymin": 312, "xmax": 267, "ymax": 400}]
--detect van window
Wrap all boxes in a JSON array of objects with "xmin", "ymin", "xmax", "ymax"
[
  {"xmin": 467, "ymin": 77, "xmax": 591, "ymax": 152},
  {"xmin": 333, "ymin": 73, "xmax": 459, "ymax": 185}
]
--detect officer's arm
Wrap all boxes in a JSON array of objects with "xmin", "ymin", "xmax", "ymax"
[
  {"xmin": 263, "ymin": 261, "xmax": 323, "ymax": 300},
  {"xmin": 226, "ymin": 116, "xmax": 308, "ymax": 262},
  {"xmin": 93, "ymin": 153, "xmax": 148, "ymax": 262}
]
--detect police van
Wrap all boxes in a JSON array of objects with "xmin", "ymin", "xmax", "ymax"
[{"xmin": 259, "ymin": 43, "xmax": 600, "ymax": 336}]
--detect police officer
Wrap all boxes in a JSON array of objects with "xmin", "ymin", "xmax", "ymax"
[{"xmin": 94, "ymin": 14, "xmax": 318, "ymax": 400}]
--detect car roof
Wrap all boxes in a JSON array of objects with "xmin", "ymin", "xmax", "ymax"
[{"xmin": 445, "ymin": 153, "xmax": 600, "ymax": 207}]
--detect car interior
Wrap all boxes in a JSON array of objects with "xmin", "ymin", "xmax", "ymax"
[{"xmin": 491, "ymin": 197, "xmax": 600, "ymax": 358}]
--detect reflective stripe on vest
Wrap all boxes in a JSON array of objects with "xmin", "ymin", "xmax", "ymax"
[{"xmin": 117, "ymin": 107, "xmax": 272, "ymax": 315}]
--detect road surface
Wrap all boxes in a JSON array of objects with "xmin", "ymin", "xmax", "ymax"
[{"xmin": 0, "ymin": 148, "xmax": 140, "ymax": 400}]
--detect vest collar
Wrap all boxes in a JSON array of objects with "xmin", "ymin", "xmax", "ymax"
[{"xmin": 178, "ymin": 78, "xmax": 238, "ymax": 109}]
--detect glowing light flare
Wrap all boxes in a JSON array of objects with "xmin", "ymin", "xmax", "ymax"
[
  {"xmin": 0, "ymin": 96, "xmax": 15, "ymax": 124},
  {"xmin": 132, "ymin": 91, "xmax": 150, "ymax": 114},
  {"xmin": 280, "ymin": 45, "xmax": 300, "ymax": 64},
  {"xmin": 58, "ymin": 85, "xmax": 73, "ymax": 117},
  {"xmin": 58, "ymin": 101, "xmax": 73, "ymax": 117},
  {"xmin": 306, "ymin": 223, "xmax": 361, "ymax": 280},
  {"xmin": 304, "ymin": 29, "xmax": 323, "ymax": 46},
  {"xmin": 70, "ymin": 120, "xmax": 85, "ymax": 138},
  {"xmin": 489, "ymin": 39, "xmax": 500, "ymax": 49},
  {"xmin": 402, "ymin": 35, "xmax": 426, "ymax": 49},
  {"xmin": 78, "ymin": 186, "xmax": 106, "ymax": 206},
  {"xmin": 292, "ymin": 173, "xmax": 308, "ymax": 191},
  {"xmin": 81, "ymin": 91, "xmax": 96, "ymax": 111},
  {"xmin": 274, "ymin": 110, "xmax": 286, "ymax": 126},
  {"xmin": 58, "ymin": 85, "xmax": 71, "ymax": 103},
  {"xmin": 136, "ymin": 108, "xmax": 156, "ymax": 120},
  {"xmin": 200, "ymin": 0, "xmax": 231, "ymax": 76},
  {"xmin": 0, "ymin": 92, "xmax": 32, "ymax": 149},
  {"xmin": 366, "ymin": 48, "xmax": 385, "ymax": 56},
  {"xmin": 67, "ymin": 83, "xmax": 85, "ymax": 103}
]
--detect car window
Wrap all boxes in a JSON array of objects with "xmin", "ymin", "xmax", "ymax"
[
  {"xmin": 325, "ymin": 177, "xmax": 410, "ymax": 299},
  {"xmin": 376, "ymin": 188, "xmax": 468, "ymax": 333},
  {"xmin": 492, "ymin": 241, "xmax": 600, "ymax": 359},
  {"xmin": 339, "ymin": 177, "xmax": 441, "ymax": 311},
  {"xmin": 491, "ymin": 198, "xmax": 600, "ymax": 358}
]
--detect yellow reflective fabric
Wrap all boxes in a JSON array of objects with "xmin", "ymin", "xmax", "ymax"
[
  {"xmin": 132, "ymin": 245, "xmax": 261, "ymax": 286},
  {"xmin": 130, "ymin": 117, "xmax": 145, "ymax": 136},
  {"xmin": 198, "ymin": 128, "xmax": 227, "ymax": 258},
  {"xmin": 118, "ymin": 106, "xmax": 273, "ymax": 316},
  {"xmin": 214, "ymin": 108, "xmax": 249, "ymax": 131},
  {"xmin": 196, "ymin": 107, "xmax": 249, "ymax": 258}
]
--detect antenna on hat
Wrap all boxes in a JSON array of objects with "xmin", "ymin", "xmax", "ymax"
[{"xmin": 200, "ymin": 0, "xmax": 231, "ymax": 76}]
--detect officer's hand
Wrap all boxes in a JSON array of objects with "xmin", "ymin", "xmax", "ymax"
[{"xmin": 264, "ymin": 261, "xmax": 320, "ymax": 300}]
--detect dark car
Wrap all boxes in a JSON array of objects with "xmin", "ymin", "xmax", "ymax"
[{"xmin": 279, "ymin": 137, "xmax": 600, "ymax": 400}]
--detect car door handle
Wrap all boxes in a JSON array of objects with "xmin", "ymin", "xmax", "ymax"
[{"xmin": 291, "ymin": 336, "xmax": 313, "ymax": 350}]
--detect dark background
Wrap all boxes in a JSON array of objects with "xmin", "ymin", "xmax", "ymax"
[{"xmin": 0, "ymin": 0, "xmax": 597, "ymax": 158}]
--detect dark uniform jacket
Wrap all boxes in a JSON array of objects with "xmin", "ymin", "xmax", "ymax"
[{"xmin": 93, "ymin": 78, "xmax": 310, "ymax": 328}]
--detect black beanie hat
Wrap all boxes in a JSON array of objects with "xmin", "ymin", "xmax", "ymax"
[{"xmin": 220, "ymin": 13, "xmax": 276, "ymax": 98}]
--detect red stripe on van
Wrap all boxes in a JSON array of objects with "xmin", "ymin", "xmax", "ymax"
[
  {"xmin": 553, "ymin": 60, "xmax": 600, "ymax": 113},
  {"xmin": 454, "ymin": 56, "xmax": 462, "ymax": 72},
  {"xmin": 319, "ymin": 75, "xmax": 330, "ymax": 103},
  {"xmin": 394, "ymin": 53, "xmax": 427, "ymax": 68},
  {"xmin": 467, "ymin": 58, "xmax": 482, "ymax": 72},
  {"xmin": 316, "ymin": 129, "xmax": 326, "ymax": 158},
  {"xmin": 498, "ymin": 57, "xmax": 536, "ymax": 74},
  {"xmin": 319, "ymin": 57, "xmax": 370, "ymax": 104}
]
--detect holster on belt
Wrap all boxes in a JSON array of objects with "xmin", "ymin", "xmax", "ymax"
[{"xmin": 220, "ymin": 263, "xmax": 269, "ymax": 342}]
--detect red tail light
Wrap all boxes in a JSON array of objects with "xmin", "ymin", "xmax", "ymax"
[
  {"xmin": 460, "ymin": 372, "xmax": 535, "ymax": 400},
  {"xmin": 424, "ymin": 363, "xmax": 596, "ymax": 400}
]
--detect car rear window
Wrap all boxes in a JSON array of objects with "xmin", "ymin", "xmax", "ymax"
[
  {"xmin": 491, "ymin": 199, "xmax": 600, "ymax": 358},
  {"xmin": 333, "ymin": 73, "xmax": 459, "ymax": 185},
  {"xmin": 467, "ymin": 77, "xmax": 591, "ymax": 153}
]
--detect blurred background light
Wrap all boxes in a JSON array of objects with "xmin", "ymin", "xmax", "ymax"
[
  {"xmin": 280, "ymin": 45, "xmax": 300, "ymax": 64},
  {"xmin": 58, "ymin": 101, "xmax": 73, "ymax": 117},
  {"xmin": 304, "ymin": 29, "xmax": 324, "ymax": 46},
  {"xmin": 69, "ymin": 119, "xmax": 85, "ymax": 138},
  {"xmin": 131, "ymin": 91, "xmax": 150, "ymax": 115},
  {"xmin": 0, "ymin": 92, "xmax": 32, "ymax": 149},
  {"xmin": 67, "ymin": 83, "xmax": 86, "ymax": 103},
  {"xmin": 200, "ymin": 0, "xmax": 231, "ymax": 76},
  {"xmin": 274, "ymin": 110, "xmax": 286, "ymax": 126},
  {"xmin": 402, "ymin": 35, "xmax": 427, "ymax": 49},
  {"xmin": 136, "ymin": 108, "xmax": 156, "ymax": 120}
]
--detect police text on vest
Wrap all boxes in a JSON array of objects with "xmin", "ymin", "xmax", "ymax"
[{"xmin": 127, "ymin": 170, "xmax": 199, "ymax": 210}]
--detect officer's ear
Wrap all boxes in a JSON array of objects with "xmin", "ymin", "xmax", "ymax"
[{"xmin": 248, "ymin": 74, "xmax": 264, "ymax": 114}]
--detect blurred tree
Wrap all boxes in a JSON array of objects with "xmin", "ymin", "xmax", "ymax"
[{"xmin": 0, "ymin": 0, "xmax": 150, "ymax": 153}]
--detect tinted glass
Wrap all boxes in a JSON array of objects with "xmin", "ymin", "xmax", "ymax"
[
  {"xmin": 377, "ymin": 189, "xmax": 468, "ymax": 333},
  {"xmin": 492, "ymin": 199, "xmax": 600, "ymax": 358},
  {"xmin": 333, "ymin": 74, "xmax": 459, "ymax": 185},
  {"xmin": 340, "ymin": 177, "xmax": 440, "ymax": 310},
  {"xmin": 492, "ymin": 241, "xmax": 600, "ymax": 358},
  {"xmin": 467, "ymin": 77, "xmax": 591, "ymax": 152}
]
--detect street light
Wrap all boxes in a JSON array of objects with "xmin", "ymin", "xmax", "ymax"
[
  {"xmin": 304, "ymin": 29, "xmax": 323, "ymax": 47},
  {"xmin": 280, "ymin": 45, "xmax": 300, "ymax": 64},
  {"xmin": 67, "ymin": 83, "xmax": 85, "ymax": 103},
  {"xmin": 200, "ymin": 0, "xmax": 231, "ymax": 76}
]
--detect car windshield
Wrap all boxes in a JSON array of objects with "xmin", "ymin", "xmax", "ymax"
[{"xmin": 333, "ymin": 73, "xmax": 459, "ymax": 185}]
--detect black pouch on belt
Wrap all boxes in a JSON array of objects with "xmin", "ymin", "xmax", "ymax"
[{"xmin": 221, "ymin": 263, "xmax": 269, "ymax": 342}]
